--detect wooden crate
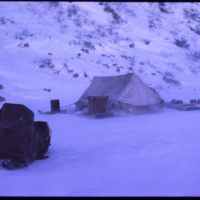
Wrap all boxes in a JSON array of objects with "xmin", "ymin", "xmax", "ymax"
[{"xmin": 87, "ymin": 96, "xmax": 108, "ymax": 114}]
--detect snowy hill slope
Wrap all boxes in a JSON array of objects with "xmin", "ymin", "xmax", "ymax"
[
  {"xmin": 1, "ymin": 2, "xmax": 200, "ymax": 105},
  {"xmin": 1, "ymin": 3, "xmax": 200, "ymax": 196}
]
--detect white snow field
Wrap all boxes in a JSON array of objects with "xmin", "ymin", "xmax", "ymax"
[
  {"xmin": 0, "ymin": 2, "xmax": 200, "ymax": 196},
  {"xmin": 1, "ymin": 107, "xmax": 200, "ymax": 196}
]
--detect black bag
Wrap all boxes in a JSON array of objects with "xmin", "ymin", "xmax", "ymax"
[
  {"xmin": 0, "ymin": 103, "xmax": 51, "ymax": 169},
  {"xmin": 34, "ymin": 121, "xmax": 51, "ymax": 159}
]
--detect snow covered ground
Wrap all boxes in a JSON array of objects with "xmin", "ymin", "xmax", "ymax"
[
  {"xmin": 0, "ymin": 2, "xmax": 200, "ymax": 196},
  {"xmin": 1, "ymin": 107, "xmax": 200, "ymax": 196}
]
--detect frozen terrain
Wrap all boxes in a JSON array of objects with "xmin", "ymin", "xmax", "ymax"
[{"xmin": 0, "ymin": 2, "xmax": 200, "ymax": 196}]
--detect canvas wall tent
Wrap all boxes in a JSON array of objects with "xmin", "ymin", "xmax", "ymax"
[{"xmin": 75, "ymin": 73, "xmax": 164, "ymax": 113}]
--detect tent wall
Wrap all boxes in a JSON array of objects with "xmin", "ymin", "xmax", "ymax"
[{"xmin": 119, "ymin": 75, "xmax": 162, "ymax": 106}]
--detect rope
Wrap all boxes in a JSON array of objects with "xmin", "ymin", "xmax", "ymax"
[{"xmin": 60, "ymin": 103, "xmax": 78, "ymax": 113}]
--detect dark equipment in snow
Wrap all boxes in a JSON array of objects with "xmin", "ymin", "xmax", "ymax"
[
  {"xmin": 165, "ymin": 102, "xmax": 200, "ymax": 111},
  {"xmin": 87, "ymin": 96, "xmax": 108, "ymax": 114},
  {"xmin": 39, "ymin": 99, "xmax": 67, "ymax": 114},
  {"xmin": 190, "ymin": 99, "xmax": 200, "ymax": 104},
  {"xmin": 0, "ymin": 103, "xmax": 51, "ymax": 169},
  {"xmin": 50, "ymin": 99, "xmax": 60, "ymax": 113},
  {"xmin": 170, "ymin": 99, "xmax": 183, "ymax": 104},
  {"xmin": 34, "ymin": 121, "xmax": 51, "ymax": 159}
]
